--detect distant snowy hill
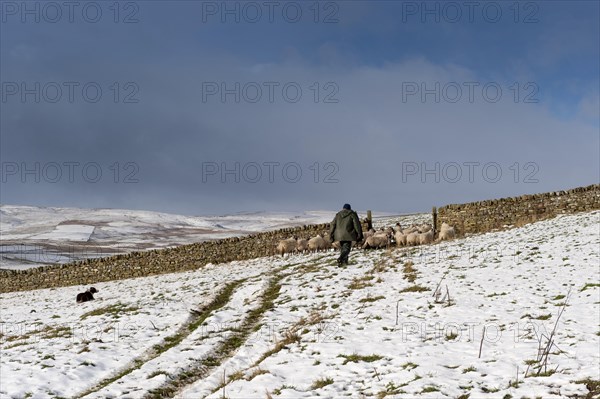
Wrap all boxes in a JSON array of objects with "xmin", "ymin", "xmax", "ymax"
[{"xmin": 0, "ymin": 205, "xmax": 399, "ymax": 270}]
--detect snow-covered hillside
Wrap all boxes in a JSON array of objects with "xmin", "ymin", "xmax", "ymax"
[
  {"xmin": 0, "ymin": 211, "xmax": 598, "ymax": 398},
  {"xmin": 1, "ymin": 205, "xmax": 377, "ymax": 270}
]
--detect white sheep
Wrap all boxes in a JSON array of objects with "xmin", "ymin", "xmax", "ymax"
[
  {"xmin": 394, "ymin": 231, "xmax": 406, "ymax": 247},
  {"xmin": 406, "ymin": 232, "xmax": 419, "ymax": 246},
  {"xmin": 362, "ymin": 235, "xmax": 390, "ymax": 249},
  {"xmin": 324, "ymin": 236, "xmax": 339, "ymax": 251},
  {"xmin": 418, "ymin": 223, "xmax": 433, "ymax": 233},
  {"xmin": 276, "ymin": 238, "xmax": 296, "ymax": 257},
  {"xmin": 374, "ymin": 228, "xmax": 394, "ymax": 240},
  {"xmin": 296, "ymin": 238, "xmax": 309, "ymax": 253},
  {"xmin": 393, "ymin": 223, "xmax": 403, "ymax": 232},
  {"xmin": 363, "ymin": 229, "xmax": 376, "ymax": 239},
  {"xmin": 418, "ymin": 230, "xmax": 434, "ymax": 245},
  {"xmin": 438, "ymin": 223, "xmax": 456, "ymax": 241},
  {"xmin": 403, "ymin": 226, "xmax": 419, "ymax": 235},
  {"xmin": 308, "ymin": 235, "xmax": 328, "ymax": 252}
]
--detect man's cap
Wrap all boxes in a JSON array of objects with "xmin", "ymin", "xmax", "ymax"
[{"xmin": 343, "ymin": 204, "xmax": 351, "ymax": 210}]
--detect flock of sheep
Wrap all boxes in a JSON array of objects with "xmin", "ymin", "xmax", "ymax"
[
  {"xmin": 275, "ymin": 235, "xmax": 334, "ymax": 256},
  {"xmin": 275, "ymin": 222, "xmax": 456, "ymax": 256}
]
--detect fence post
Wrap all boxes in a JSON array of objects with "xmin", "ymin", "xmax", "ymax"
[
  {"xmin": 366, "ymin": 210, "xmax": 373, "ymax": 230},
  {"xmin": 432, "ymin": 206, "xmax": 437, "ymax": 235}
]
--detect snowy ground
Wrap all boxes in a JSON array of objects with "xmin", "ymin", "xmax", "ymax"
[
  {"xmin": 0, "ymin": 211, "xmax": 598, "ymax": 398},
  {"xmin": 1, "ymin": 205, "xmax": 401, "ymax": 270}
]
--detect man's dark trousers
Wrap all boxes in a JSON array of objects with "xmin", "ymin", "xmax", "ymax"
[{"xmin": 338, "ymin": 241, "xmax": 352, "ymax": 264}]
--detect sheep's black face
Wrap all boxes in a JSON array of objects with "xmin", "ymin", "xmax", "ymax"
[{"xmin": 89, "ymin": 287, "xmax": 98, "ymax": 294}]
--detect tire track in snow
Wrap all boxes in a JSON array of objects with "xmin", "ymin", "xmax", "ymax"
[{"xmin": 76, "ymin": 279, "xmax": 246, "ymax": 398}]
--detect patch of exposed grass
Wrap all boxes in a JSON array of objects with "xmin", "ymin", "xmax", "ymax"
[
  {"xmin": 401, "ymin": 362, "xmax": 418, "ymax": 370},
  {"xmin": 358, "ymin": 295, "xmax": 385, "ymax": 303},
  {"xmin": 370, "ymin": 259, "xmax": 388, "ymax": 274},
  {"xmin": 533, "ymin": 369, "xmax": 556, "ymax": 377},
  {"xmin": 481, "ymin": 386, "xmax": 500, "ymax": 393},
  {"xmin": 3, "ymin": 323, "xmax": 72, "ymax": 344},
  {"xmin": 377, "ymin": 381, "xmax": 405, "ymax": 398},
  {"xmin": 253, "ymin": 329, "xmax": 300, "ymax": 366},
  {"xmin": 462, "ymin": 366, "xmax": 477, "ymax": 373},
  {"xmin": 338, "ymin": 353, "xmax": 383, "ymax": 365},
  {"xmin": 80, "ymin": 303, "xmax": 140, "ymax": 320},
  {"xmin": 147, "ymin": 370, "xmax": 169, "ymax": 379},
  {"xmin": 311, "ymin": 377, "xmax": 333, "ymax": 389},
  {"xmin": 402, "ymin": 261, "xmax": 417, "ymax": 283},
  {"xmin": 399, "ymin": 285, "xmax": 429, "ymax": 293},
  {"xmin": 245, "ymin": 367, "xmax": 269, "ymax": 381},
  {"xmin": 272, "ymin": 384, "xmax": 297, "ymax": 394},
  {"xmin": 573, "ymin": 378, "xmax": 600, "ymax": 398},
  {"xmin": 348, "ymin": 275, "xmax": 374, "ymax": 290},
  {"xmin": 581, "ymin": 283, "xmax": 600, "ymax": 292},
  {"xmin": 534, "ymin": 313, "xmax": 552, "ymax": 320},
  {"xmin": 80, "ymin": 361, "xmax": 95, "ymax": 367}
]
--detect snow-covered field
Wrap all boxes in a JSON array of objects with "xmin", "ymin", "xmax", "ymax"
[
  {"xmin": 2, "ymin": 205, "xmax": 386, "ymax": 270},
  {"xmin": 1, "ymin": 211, "xmax": 599, "ymax": 398}
]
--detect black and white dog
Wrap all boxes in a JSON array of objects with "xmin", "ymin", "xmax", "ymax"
[{"xmin": 76, "ymin": 287, "xmax": 98, "ymax": 303}]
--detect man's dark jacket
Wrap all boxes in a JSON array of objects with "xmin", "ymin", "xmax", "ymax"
[{"xmin": 329, "ymin": 209, "xmax": 363, "ymax": 242}]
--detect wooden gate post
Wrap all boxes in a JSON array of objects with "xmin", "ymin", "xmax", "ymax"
[
  {"xmin": 432, "ymin": 206, "xmax": 437, "ymax": 235},
  {"xmin": 366, "ymin": 210, "xmax": 373, "ymax": 230}
]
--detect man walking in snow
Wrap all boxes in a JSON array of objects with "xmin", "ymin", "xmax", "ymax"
[{"xmin": 329, "ymin": 203, "xmax": 363, "ymax": 266}]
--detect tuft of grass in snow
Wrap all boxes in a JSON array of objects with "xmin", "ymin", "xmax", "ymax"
[
  {"xmin": 377, "ymin": 381, "xmax": 405, "ymax": 398},
  {"xmin": 481, "ymin": 386, "xmax": 500, "ymax": 393},
  {"xmin": 445, "ymin": 331, "xmax": 459, "ymax": 340},
  {"xmin": 338, "ymin": 353, "xmax": 383, "ymax": 365},
  {"xmin": 348, "ymin": 275, "xmax": 374, "ymax": 290},
  {"xmin": 80, "ymin": 303, "xmax": 140, "ymax": 320},
  {"xmin": 399, "ymin": 285, "xmax": 429, "ymax": 293},
  {"xmin": 401, "ymin": 362, "xmax": 418, "ymax": 370},
  {"xmin": 310, "ymin": 377, "xmax": 333, "ymax": 389},
  {"xmin": 272, "ymin": 384, "xmax": 297, "ymax": 394},
  {"xmin": 534, "ymin": 313, "xmax": 552, "ymax": 320},
  {"xmin": 3, "ymin": 324, "xmax": 71, "ymax": 344},
  {"xmin": 245, "ymin": 367, "xmax": 269, "ymax": 381},
  {"xmin": 358, "ymin": 295, "xmax": 385, "ymax": 303},
  {"xmin": 573, "ymin": 378, "xmax": 600, "ymax": 398},
  {"xmin": 369, "ymin": 258, "xmax": 389, "ymax": 274},
  {"xmin": 402, "ymin": 260, "xmax": 418, "ymax": 283},
  {"xmin": 147, "ymin": 370, "xmax": 169, "ymax": 379},
  {"xmin": 580, "ymin": 283, "xmax": 600, "ymax": 292}
]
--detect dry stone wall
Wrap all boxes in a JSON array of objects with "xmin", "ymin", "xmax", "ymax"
[
  {"xmin": 0, "ymin": 222, "xmax": 358, "ymax": 293},
  {"xmin": 2, "ymin": 184, "xmax": 598, "ymax": 293},
  {"xmin": 436, "ymin": 184, "xmax": 599, "ymax": 236}
]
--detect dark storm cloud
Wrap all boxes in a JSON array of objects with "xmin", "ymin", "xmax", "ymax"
[{"xmin": 1, "ymin": 1, "xmax": 598, "ymax": 215}]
